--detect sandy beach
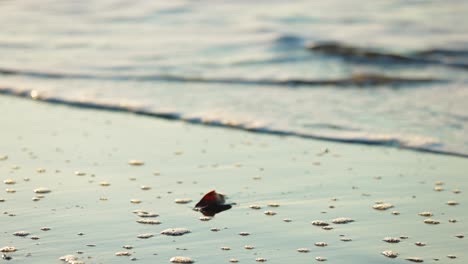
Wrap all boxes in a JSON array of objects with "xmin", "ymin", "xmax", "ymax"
[{"xmin": 1, "ymin": 94, "xmax": 466, "ymax": 263}]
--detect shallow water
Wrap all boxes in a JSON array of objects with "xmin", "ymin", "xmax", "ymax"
[
  {"xmin": 1, "ymin": 96, "xmax": 467, "ymax": 263},
  {"xmin": 1, "ymin": 0, "xmax": 468, "ymax": 155}
]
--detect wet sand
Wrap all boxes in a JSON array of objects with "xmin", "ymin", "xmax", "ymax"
[{"xmin": 1, "ymin": 95, "xmax": 466, "ymax": 263}]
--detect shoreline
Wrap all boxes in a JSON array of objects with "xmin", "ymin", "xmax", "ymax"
[{"xmin": 1, "ymin": 86, "xmax": 466, "ymax": 159}]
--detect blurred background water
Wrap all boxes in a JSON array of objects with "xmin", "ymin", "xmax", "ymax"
[{"xmin": 1, "ymin": 0, "xmax": 467, "ymax": 156}]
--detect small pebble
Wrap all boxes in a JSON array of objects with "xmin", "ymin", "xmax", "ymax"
[
  {"xmin": 33, "ymin": 187, "xmax": 51, "ymax": 194},
  {"xmin": 455, "ymin": 234, "xmax": 464, "ymax": 239},
  {"xmin": 5, "ymin": 189, "xmax": 15, "ymax": 193},
  {"xmin": 130, "ymin": 199, "xmax": 141, "ymax": 204},
  {"xmin": 161, "ymin": 228, "xmax": 191, "ymax": 236},
  {"xmin": 36, "ymin": 168, "xmax": 46, "ymax": 173},
  {"xmin": 340, "ymin": 237, "xmax": 352, "ymax": 242},
  {"xmin": 115, "ymin": 251, "xmax": 132, "ymax": 256},
  {"xmin": 141, "ymin": 185, "xmax": 151, "ymax": 190},
  {"xmin": 297, "ymin": 248, "xmax": 310, "ymax": 253},
  {"xmin": 210, "ymin": 228, "xmax": 220, "ymax": 232},
  {"xmin": 244, "ymin": 245, "xmax": 255, "ymax": 250},
  {"xmin": 382, "ymin": 250, "xmax": 398, "ymax": 258},
  {"xmin": 255, "ymin": 258, "xmax": 267, "ymax": 262},
  {"xmin": 418, "ymin": 212, "xmax": 433, "ymax": 217},
  {"xmin": 405, "ymin": 257, "xmax": 424, "ymax": 262},
  {"xmin": 447, "ymin": 201, "xmax": 459, "ymax": 206},
  {"xmin": 199, "ymin": 216, "xmax": 212, "ymax": 221},
  {"xmin": 3, "ymin": 179, "xmax": 15, "ymax": 185},
  {"xmin": 239, "ymin": 232, "xmax": 250, "ymax": 236},
  {"xmin": 13, "ymin": 231, "xmax": 29, "ymax": 237},
  {"xmin": 315, "ymin": 256, "xmax": 327, "ymax": 261},
  {"xmin": 423, "ymin": 219, "xmax": 440, "ymax": 225},
  {"xmin": 229, "ymin": 259, "xmax": 239, "ymax": 263},
  {"xmin": 314, "ymin": 242, "xmax": 327, "ymax": 247},
  {"xmin": 75, "ymin": 171, "xmax": 86, "ymax": 176},
  {"xmin": 123, "ymin": 245, "xmax": 133, "ymax": 249},
  {"xmin": 373, "ymin": 203, "xmax": 393, "ymax": 210},
  {"xmin": 332, "ymin": 217, "xmax": 354, "ymax": 224},
  {"xmin": 415, "ymin": 242, "xmax": 426, "ymax": 246},
  {"xmin": 221, "ymin": 247, "xmax": 230, "ymax": 251},
  {"xmin": 249, "ymin": 205, "xmax": 261, "ymax": 209},
  {"xmin": 174, "ymin": 199, "xmax": 192, "ymax": 204},
  {"xmin": 311, "ymin": 220, "xmax": 329, "ymax": 226},
  {"xmin": 447, "ymin": 255, "xmax": 457, "ymax": 259},
  {"xmin": 129, "ymin": 160, "xmax": 144, "ymax": 166},
  {"xmin": 169, "ymin": 256, "xmax": 194, "ymax": 263},
  {"xmin": 137, "ymin": 233, "xmax": 153, "ymax": 239},
  {"xmin": 99, "ymin": 182, "xmax": 110, "ymax": 187},
  {"xmin": 283, "ymin": 218, "xmax": 292, "ymax": 222},
  {"xmin": 0, "ymin": 247, "xmax": 16, "ymax": 253},
  {"xmin": 383, "ymin": 237, "xmax": 400, "ymax": 243},
  {"xmin": 322, "ymin": 226, "xmax": 333, "ymax": 230},
  {"xmin": 264, "ymin": 211, "xmax": 276, "ymax": 216},
  {"xmin": 268, "ymin": 203, "xmax": 280, "ymax": 207},
  {"xmin": 136, "ymin": 219, "xmax": 161, "ymax": 225}
]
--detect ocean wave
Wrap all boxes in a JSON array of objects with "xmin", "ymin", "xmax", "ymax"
[
  {"xmin": 307, "ymin": 41, "xmax": 468, "ymax": 70},
  {"xmin": 1, "ymin": 85, "xmax": 466, "ymax": 159},
  {"xmin": 0, "ymin": 67, "xmax": 442, "ymax": 87}
]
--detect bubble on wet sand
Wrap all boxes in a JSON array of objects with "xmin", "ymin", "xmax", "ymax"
[
  {"xmin": 392, "ymin": 211, "xmax": 400, "ymax": 215},
  {"xmin": 75, "ymin": 171, "xmax": 86, "ymax": 176},
  {"xmin": 128, "ymin": 160, "xmax": 144, "ymax": 166},
  {"xmin": 415, "ymin": 242, "xmax": 426, "ymax": 246},
  {"xmin": 137, "ymin": 233, "xmax": 153, "ymax": 239},
  {"xmin": 405, "ymin": 257, "xmax": 424, "ymax": 262},
  {"xmin": 381, "ymin": 250, "xmax": 399, "ymax": 258},
  {"xmin": 283, "ymin": 218, "xmax": 292, "ymax": 222},
  {"xmin": 332, "ymin": 217, "xmax": 354, "ymax": 224},
  {"xmin": 40, "ymin": 227, "xmax": 51, "ymax": 231},
  {"xmin": 418, "ymin": 212, "xmax": 433, "ymax": 217},
  {"xmin": 0, "ymin": 247, "xmax": 16, "ymax": 253},
  {"xmin": 314, "ymin": 242, "xmax": 327, "ymax": 247},
  {"xmin": 123, "ymin": 245, "xmax": 133, "ymax": 249},
  {"xmin": 297, "ymin": 248, "xmax": 310, "ymax": 253},
  {"xmin": 244, "ymin": 245, "xmax": 255, "ymax": 250},
  {"xmin": 36, "ymin": 168, "xmax": 46, "ymax": 173},
  {"xmin": 229, "ymin": 258, "xmax": 239, "ymax": 263},
  {"xmin": 140, "ymin": 185, "xmax": 151, "ymax": 190},
  {"xmin": 264, "ymin": 211, "xmax": 276, "ymax": 216},
  {"xmin": 373, "ymin": 202, "xmax": 393, "ymax": 210},
  {"xmin": 268, "ymin": 203, "xmax": 280, "ymax": 207},
  {"xmin": 130, "ymin": 199, "xmax": 141, "ymax": 204},
  {"xmin": 31, "ymin": 236, "xmax": 40, "ymax": 240},
  {"xmin": 175, "ymin": 199, "xmax": 192, "ymax": 204},
  {"xmin": 3, "ymin": 179, "xmax": 15, "ymax": 185},
  {"xmin": 32, "ymin": 196, "xmax": 41, "ymax": 201},
  {"xmin": 447, "ymin": 201, "xmax": 459, "ymax": 206},
  {"xmin": 115, "ymin": 251, "xmax": 132, "ymax": 256},
  {"xmin": 169, "ymin": 256, "xmax": 194, "ymax": 263},
  {"xmin": 340, "ymin": 237, "xmax": 352, "ymax": 242},
  {"xmin": 322, "ymin": 226, "xmax": 334, "ymax": 230},
  {"xmin": 452, "ymin": 189, "xmax": 461, "ymax": 194},
  {"xmin": 136, "ymin": 219, "xmax": 161, "ymax": 225},
  {"xmin": 433, "ymin": 186, "xmax": 443, "ymax": 191},
  {"xmin": 161, "ymin": 228, "xmax": 191, "ymax": 236},
  {"xmin": 435, "ymin": 181, "xmax": 444, "ymax": 186},
  {"xmin": 13, "ymin": 231, "xmax": 30, "ymax": 237},
  {"xmin": 255, "ymin": 258, "xmax": 267, "ymax": 262},
  {"xmin": 221, "ymin": 247, "xmax": 231, "ymax": 251},
  {"xmin": 210, "ymin": 228, "xmax": 220, "ymax": 232},
  {"xmin": 34, "ymin": 187, "xmax": 51, "ymax": 194},
  {"xmin": 0, "ymin": 155, "xmax": 7, "ymax": 161},
  {"xmin": 311, "ymin": 220, "xmax": 329, "ymax": 226},
  {"xmin": 423, "ymin": 219, "xmax": 440, "ymax": 225},
  {"xmin": 249, "ymin": 205, "xmax": 261, "ymax": 210},
  {"xmin": 6, "ymin": 189, "xmax": 16, "ymax": 193},
  {"xmin": 315, "ymin": 256, "xmax": 327, "ymax": 261}
]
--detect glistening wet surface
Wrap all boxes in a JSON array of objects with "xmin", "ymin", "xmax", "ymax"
[{"xmin": 1, "ymin": 96, "xmax": 467, "ymax": 263}]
